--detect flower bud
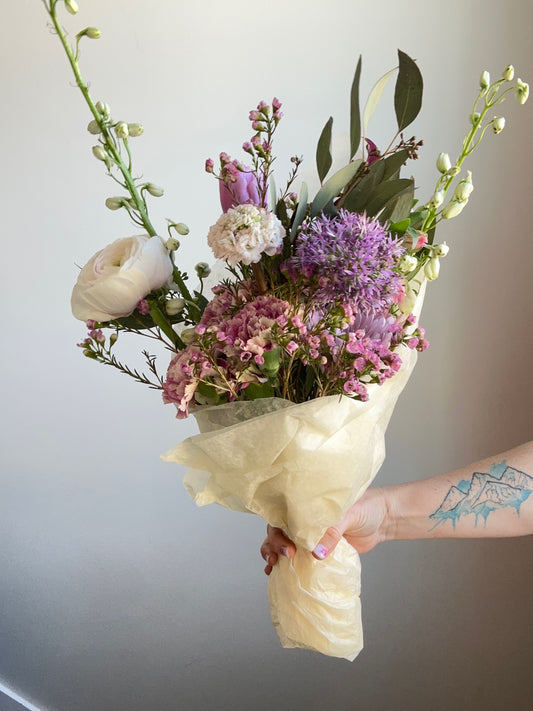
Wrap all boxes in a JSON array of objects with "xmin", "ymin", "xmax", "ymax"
[
  {"xmin": 92, "ymin": 145, "xmax": 108, "ymax": 161},
  {"xmin": 503, "ymin": 65, "xmax": 515, "ymax": 81},
  {"xmin": 105, "ymin": 197, "xmax": 124, "ymax": 211},
  {"xmin": 470, "ymin": 112, "xmax": 481, "ymax": 126},
  {"xmin": 127, "ymin": 123, "xmax": 144, "ymax": 137},
  {"xmin": 86, "ymin": 27, "xmax": 101, "ymax": 39},
  {"xmin": 424, "ymin": 257, "xmax": 440, "ymax": 281},
  {"xmin": 428, "ymin": 190, "xmax": 445, "ymax": 209},
  {"xmin": 95, "ymin": 101, "xmax": 110, "ymax": 119},
  {"xmin": 145, "ymin": 183, "xmax": 164, "ymax": 197},
  {"xmin": 166, "ymin": 298, "xmax": 186, "ymax": 316},
  {"xmin": 115, "ymin": 122, "xmax": 129, "ymax": 139},
  {"xmin": 87, "ymin": 119, "xmax": 101, "ymax": 135},
  {"xmin": 434, "ymin": 242, "xmax": 449, "ymax": 258},
  {"xmin": 109, "ymin": 332, "xmax": 119, "ymax": 347},
  {"xmin": 441, "ymin": 199, "xmax": 466, "ymax": 220},
  {"xmin": 398, "ymin": 254, "xmax": 418, "ymax": 273},
  {"xmin": 453, "ymin": 171, "xmax": 474, "ymax": 201},
  {"xmin": 174, "ymin": 223, "xmax": 190, "ymax": 236},
  {"xmin": 436, "ymin": 152, "xmax": 451, "ymax": 173},
  {"xmin": 195, "ymin": 262, "xmax": 211, "ymax": 278},
  {"xmin": 64, "ymin": 0, "xmax": 79, "ymax": 14},
  {"xmin": 166, "ymin": 237, "xmax": 180, "ymax": 251},
  {"xmin": 480, "ymin": 71, "xmax": 490, "ymax": 90},
  {"xmin": 181, "ymin": 328, "xmax": 197, "ymax": 345},
  {"xmin": 491, "ymin": 116, "xmax": 505, "ymax": 134},
  {"xmin": 447, "ymin": 166, "xmax": 461, "ymax": 177},
  {"xmin": 515, "ymin": 79, "xmax": 529, "ymax": 105}
]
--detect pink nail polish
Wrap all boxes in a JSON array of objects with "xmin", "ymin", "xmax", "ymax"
[
  {"xmin": 279, "ymin": 546, "xmax": 288, "ymax": 558},
  {"xmin": 313, "ymin": 544, "xmax": 328, "ymax": 560}
]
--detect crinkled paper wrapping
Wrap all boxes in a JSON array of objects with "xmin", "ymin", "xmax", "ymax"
[{"xmin": 163, "ymin": 285, "xmax": 425, "ymax": 661}]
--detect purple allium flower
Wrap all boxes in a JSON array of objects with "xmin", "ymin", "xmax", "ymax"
[{"xmin": 286, "ymin": 210, "xmax": 405, "ymax": 312}]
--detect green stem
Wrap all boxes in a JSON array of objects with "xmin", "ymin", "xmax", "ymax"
[
  {"xmin": 149, "ymin": 304, "xmax": 185, "ymax": 349},
  {"xmin": 45, "ymin": 2, "xmax": 157, "ymax": 236}
]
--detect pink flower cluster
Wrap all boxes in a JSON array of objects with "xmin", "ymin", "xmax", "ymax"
[
  {"xmin": 163, "ymin": 283, "xmax": 429, "ymax": 417},
  {"xmin": 163, "ymin": 285, "xmax": 291, "ymax": 417}
]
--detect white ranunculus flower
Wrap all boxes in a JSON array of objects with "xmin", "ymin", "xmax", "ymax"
[
  {"xmin": 71, "ymin": 235, "xmax": 173, "ymax": 322},
  {"xmin": 207, "ymin": 204, "xmax": 284, "ymax": 266}
]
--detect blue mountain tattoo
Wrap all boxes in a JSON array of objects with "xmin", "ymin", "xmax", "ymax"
[{"xmin": 430, "ymin": 461, "xmax": 533, "ymax": 529}]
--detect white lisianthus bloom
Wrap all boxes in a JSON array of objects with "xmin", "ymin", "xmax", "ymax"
[
  {"xmin": 71, "ymin": 235, "xmax": 173, "ymax": 322},
  {"xmin": 207, "ymin": 204, "xmax": 284, "ymax": 266}
]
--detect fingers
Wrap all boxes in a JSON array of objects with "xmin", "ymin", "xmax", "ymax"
[
  {"xmin": 312, "ymin": 525, "xmax": 343, "ymax": 560},
  {"xmin": 261, "ymin": 524, "xmax": 296, "ymax": 575}
]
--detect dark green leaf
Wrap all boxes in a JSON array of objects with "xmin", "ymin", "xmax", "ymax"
[
  {"xmin": 382, "ymin": 148, "xmax": 411, "ymax": 180},
  {"xmin": 316, "ymin": 116, "xmax": 333, "ymax": 183},
  {"xmin": 365, "ymin": 178, "xmax": 414, "ymax": 217},
  {"xmin": 394, "ymin": 50, "xmax": 423, "ymax": 131},
  {"xmin": 388, "ymin": 218, "xmax": 410, "ymax": 235},
  {"xmin": 379, "ymin": 180, "xmax": 414, "ymax": 223},
  {"xmin": 341, "ymin": 159, "xmax": 385, "ymax": 213},
  {"xmin": 290, "ymin": 182, "xmax": 308, "ymax": 240},
  {"xmin": 350, "ymin": 56, "xmax": 362, "ymax": 159},
  {"xmin": 311, "ymin": 160, "xmax": 362, "ymax": 217},
  {"xmin": 196, "ymin": 381, "xmax": 223, "ymax": 404},
  {"xmin": 244, "ymin": 382, "xmax": 275, "ymax": 400},
  {"xmin": 276, "ymin": 197, "xmax": 289, "ymax": 227}
]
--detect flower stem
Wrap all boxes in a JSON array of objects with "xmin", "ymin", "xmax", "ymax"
[{"xmin": 44, "ymin": 1, "xmax": 157, "ymax": 237}]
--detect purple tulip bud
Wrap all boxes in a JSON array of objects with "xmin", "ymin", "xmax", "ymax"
[
  {"xmin": 365, "ymin": 138, "xmax": 381, "ymax": 165},
  {"xmin": 219, "ymin": 168, "xmax": 263, "ymax": 212}
]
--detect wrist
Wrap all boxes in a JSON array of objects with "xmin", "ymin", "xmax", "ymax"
[{"xmin": 379, "ymin": 485, "xmax": 402, "ymax": 543}]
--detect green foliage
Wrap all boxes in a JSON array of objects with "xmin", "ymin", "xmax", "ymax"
[
  {"xmin": 350, "ymin": 56, "xmax": 362, "ymax": 159},
  {"xmin": 394, "ymin": 50, "xmax": 423, "ymax": 131},
  {"xmin": 311, "ymin": 161, "xmax": 362, "ymax": 218},
  {"xmin": 316, "ymin": 116, "xmax": 333, "ymax": 184}
]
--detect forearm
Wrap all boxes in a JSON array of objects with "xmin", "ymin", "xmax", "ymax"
[{"xmin": 380, "ymin": 441, "xmax": 533, "ymax": 542}]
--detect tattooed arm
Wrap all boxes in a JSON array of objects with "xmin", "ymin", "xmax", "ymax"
[{"xmin": 262, "ymin": 441, "xmax": 533, "ymax": 573}]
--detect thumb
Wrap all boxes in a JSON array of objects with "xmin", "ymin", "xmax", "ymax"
[{"xmin": 312, "ymin": 525, "xmax": 343, "ymax": 560}]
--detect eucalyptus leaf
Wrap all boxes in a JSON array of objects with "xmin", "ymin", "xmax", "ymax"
[
  {"xmin": 269, "ymin": 174, "xmax": 277, "ymax": 212},
  {"xmin": 363, "ymin": 67, "xmax": 397, "ymax": 134},
  {"xmin": 290, "ymin": 181, "xmax": 308, "ymax": 240},
  {"xmin": 350, "ymin": 56, "xmax": 362, "ymax": 159},
  {"xmin": 382, "ymin": 148, "xmax": 411, "ymax": 180},
  {"xmin": 341, "ymin": 159, "xmax": 385, "ymax": 213},
  {"xmin": 316, "ymin": 116, "xmax": 333, "ymax": 183},
  {"xmin": 311, "ymin": 161, "xmax": 362, "ymax": 217},
  {"xmin": 379, "ymin": 180, "xmax": 414, "ymax": 223},
  {"xmin": 365, "ymin": 178, "xmax": 413, "ymax": 217},
  {"xmin": 394, "ymin": 50, "xmax": 423, "ymax": 131}
]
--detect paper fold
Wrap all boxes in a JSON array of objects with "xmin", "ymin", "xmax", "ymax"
[{"xmin": 163, "ymin": 343, "xmax": 419, "ymax": 660}]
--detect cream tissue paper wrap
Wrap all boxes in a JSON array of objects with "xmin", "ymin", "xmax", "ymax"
[{"xmin": 163, "ymin": 285, "xmax": 425, "ymax": 661}]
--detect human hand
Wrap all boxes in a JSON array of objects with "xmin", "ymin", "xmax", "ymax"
[{"xmin": 260, "ymin": 487, "xmax": 390, "ymax": 575}]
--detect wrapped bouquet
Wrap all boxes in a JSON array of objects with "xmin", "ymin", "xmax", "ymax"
[{"xmin": 43, "ymin": 0, "xmax": 528, "ymax": 660}]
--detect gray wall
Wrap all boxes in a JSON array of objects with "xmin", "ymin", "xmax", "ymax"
[{"xmin": 1, "ymin": 0, "xmax": 532, "ymax": 709}]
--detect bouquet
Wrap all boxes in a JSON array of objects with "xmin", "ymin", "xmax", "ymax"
[{"xmin": 43, "ymin": 0, "xmax": 529, "ymax": 660}]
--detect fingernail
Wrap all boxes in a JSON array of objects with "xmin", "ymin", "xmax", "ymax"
[
  {"xmin": 279, "ymin": 546, "xmax": 289, "ymax": 558},
  {"xmin": 264, "ymin": 553, "xmax": 271, "ymax": 565},
  {"xmin": 312, "ymin": 544, "xmax": 328, "ymax": 560}
]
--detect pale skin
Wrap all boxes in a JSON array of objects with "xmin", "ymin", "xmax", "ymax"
[{"xmin": 261, "ymin": 440, "xmax": 533, "ymax": 575}]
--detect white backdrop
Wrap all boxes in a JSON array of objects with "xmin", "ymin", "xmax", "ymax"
[{"xmin": 1, "ymin": 1, "xmax": 532, "ymax": 710}]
